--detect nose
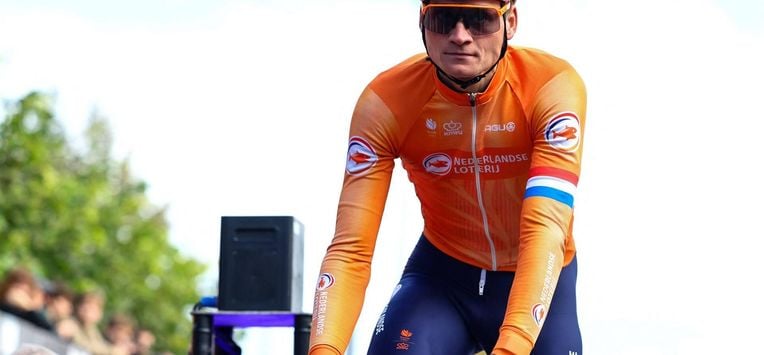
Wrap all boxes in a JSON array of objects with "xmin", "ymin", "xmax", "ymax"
[{"xmin": 448, "ymin": 20, "xmax": 473, "ymax": 44}]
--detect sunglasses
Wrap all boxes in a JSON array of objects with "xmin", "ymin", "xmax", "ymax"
[{"xmin": 421, "ymin": 3, "xmax": 510, "ymax": 36}]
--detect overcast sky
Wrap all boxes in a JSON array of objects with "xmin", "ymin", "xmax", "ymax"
[{"xmin": 2, "ymin": 0, "xmax": 763, "ymax": 354}]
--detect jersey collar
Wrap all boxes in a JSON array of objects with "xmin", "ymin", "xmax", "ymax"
[{"xmin": 434, "ymin": 56, "xmax": 508, "ymax": 106}]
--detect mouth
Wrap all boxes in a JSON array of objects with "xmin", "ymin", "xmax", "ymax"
[{"xmin": 444, "ymin": 52, "xmax": 475, "ymax": 57}]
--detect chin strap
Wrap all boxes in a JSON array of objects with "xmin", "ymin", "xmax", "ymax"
[{"xmin": 430, "ymin": 57, "xmax": 501, "ymax": 91}]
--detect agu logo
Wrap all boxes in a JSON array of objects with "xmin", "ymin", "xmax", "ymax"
[
  {"xmin": 531, "ymin": 303, "xmax": 547, "ymax": 327},
  {"xmin": 544, "ymin": 112, "xmax": 580, "ymax": 152},
  {"xmin": 316, "ymin": 273, "xmax": 335, "ymax": 291},
  {"xmin": 346, "ymin": 136, "xmax": 378, "ymax": 175},
  {"xmin": 422, "ymin": 153, "xmax": 452, "ymax": 175}
]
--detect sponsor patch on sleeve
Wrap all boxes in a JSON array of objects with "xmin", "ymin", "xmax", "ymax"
[
  {"xmin": 544, "ymin": 112, "xmax": 581, "ymax": 152},
  {"xmin": 316, "ymin": 273, "xmax": 335, "ymax": 290},
  {"xmin": 531, "ymin": 303, "xmax": 547, "ymax": 327},
  {"xmin": 346, "ymin": 136, "xmax": 378, "ymax": 175}
]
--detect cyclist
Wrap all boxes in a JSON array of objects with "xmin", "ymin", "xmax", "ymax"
[{"xmin": 309, "ymin": 0, "xmax": 586, "ymax": 354}]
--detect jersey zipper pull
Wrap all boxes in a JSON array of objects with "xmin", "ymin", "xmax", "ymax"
[{"xmin": 479, "ymin": 269, "xmax": 486, "ymax": 296}]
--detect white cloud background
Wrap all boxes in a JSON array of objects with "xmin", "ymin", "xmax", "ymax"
[{"xmin": 1, "ymin": 0, "xmax": 763, "ymax": 354}]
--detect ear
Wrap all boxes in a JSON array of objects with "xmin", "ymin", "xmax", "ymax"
[{"xmin": 505, "ymin": 6, "xmax": 518, "ymax": 40}]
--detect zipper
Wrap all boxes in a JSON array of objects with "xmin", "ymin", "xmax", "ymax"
[
  {"xmin": 479, "ymin": 269, "xmax": 486, "ymax": 296},
  {"xmin": 468, "ymin": 93, "xmax": 498, "ymax": 272}
]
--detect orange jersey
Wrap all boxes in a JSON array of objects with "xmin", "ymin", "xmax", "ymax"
[{"xmin": 310, "ymin": 46, "xmax": 586, "ymax": 355}]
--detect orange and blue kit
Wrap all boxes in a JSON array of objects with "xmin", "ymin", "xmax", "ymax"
[{"xmin": 310, "ymin": 46, "xmax": 587, "ymax": 355}]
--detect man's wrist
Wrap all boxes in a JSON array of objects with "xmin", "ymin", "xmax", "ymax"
[
  {"xmin": 492, "ymin": 330, "xmax": 533, "ymax": 355},
  {"xmin": 309, "ymin": 344, "xmax": 341, "ymax": 355}
]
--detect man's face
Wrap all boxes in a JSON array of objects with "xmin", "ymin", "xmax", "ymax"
[{"xmin": 423, "ymin": 0, "xmax": 517, "ymax": 81}]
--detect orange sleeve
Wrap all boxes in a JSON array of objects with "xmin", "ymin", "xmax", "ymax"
[
  {"xmin": 308, "ymin": 87, "xmax": 401, "ymax": 355},
  {"xmin": 494, "ymin": 68, "xmax": 587, "ymax": 354}
]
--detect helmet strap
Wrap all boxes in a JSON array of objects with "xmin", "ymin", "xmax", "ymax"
[{"xmin": 431, "ymin": 59, "xmax": 498, "ymax": 91}]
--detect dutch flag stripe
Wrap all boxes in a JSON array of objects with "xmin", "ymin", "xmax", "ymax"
[
  {"xmin": 529, "ymin": 167, "xmax": 579, "ymax": 185},
  {"xmin": 524, "ymin": 167, "xmax": 578, "ymax": 208},
  {"xmin": 524, "ymin": 186, "xmax": 575, "ymax": 208},
  {"xmin": 526, "ymin": 176, "xmax": 577, "ymax": 196}
]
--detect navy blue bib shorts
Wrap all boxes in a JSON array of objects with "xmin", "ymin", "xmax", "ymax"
[{"xmin": 366, "ymin": 236, "xmax": 582, "ymax": 355}]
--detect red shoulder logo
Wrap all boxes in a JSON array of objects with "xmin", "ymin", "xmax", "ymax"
[
  {"xmin": 346, "ymin": 136, "xmax": 378, "ymax": 175},
  {"xmin": 544, "ymin": 112, "xmax": 580, "ymax": 152}
]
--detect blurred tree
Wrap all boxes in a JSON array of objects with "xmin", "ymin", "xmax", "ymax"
[{"xmin": 0, "ymin": 92, "xmax": 206, "ymax": 353}]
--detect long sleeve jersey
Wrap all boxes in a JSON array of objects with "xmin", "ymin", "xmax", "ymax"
[{"xmin": 310, "ymin": 46, "xmax": 587, "ymax": 355}]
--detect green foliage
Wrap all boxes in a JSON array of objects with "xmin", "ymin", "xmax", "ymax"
[{"xmin": 0, "ymin": 92, "xmax": 206, "ymax": 353}]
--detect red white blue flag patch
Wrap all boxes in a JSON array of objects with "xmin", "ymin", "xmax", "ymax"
[{"xmin": 524, "ymin": 167, "xmax": 578, "ymax": 208}]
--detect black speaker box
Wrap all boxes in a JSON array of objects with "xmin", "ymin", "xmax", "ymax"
[{"xmin": 218, "ymin": 216, "xmax": 304, "ymax": 311}]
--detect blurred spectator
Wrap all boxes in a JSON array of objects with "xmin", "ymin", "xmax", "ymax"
[
  {"xmin": 105, "ymin": 313, "xmax": 137, "ymax": 354},
  {"xmin": 134, "ymin": 327, "xmax": 156, "ymax": 355},
  {"xmin": 0, "ymin": 267, "xmax": 54, "ymax": 331},
  {"xmin": 43, "ymin": 281, "xmax": 79, "ymax": 340},
  {"xmin": 71, "ymin": 290, "xmax": 128, "ymax": 355}
]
